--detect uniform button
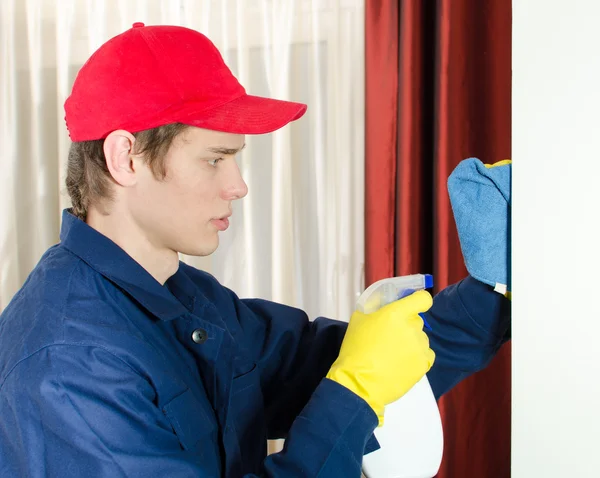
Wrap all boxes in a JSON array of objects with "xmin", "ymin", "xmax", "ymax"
[
  {"xmin": 132, "ymin": 22, "xmax": 145, "ymax": 28},
  {"xmin": 191, "ymin": 328, "xmax": 208, "ymax": 344}
]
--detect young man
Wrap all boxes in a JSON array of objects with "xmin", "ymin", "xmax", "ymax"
[{"xmin": 0, "ymin": 24, "xmax": 510, "ymax": 477}]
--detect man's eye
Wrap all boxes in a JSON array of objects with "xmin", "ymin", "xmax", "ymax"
[{"xmin": 208, "ymin": 158, "xmax": 224, "ymax": 167}]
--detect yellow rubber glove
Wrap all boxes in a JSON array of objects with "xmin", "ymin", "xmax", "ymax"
[
  {"xmin": 326, "ymin": 290, "xmax": 435, "ymax": 426},
  {"xmin": 484, "ymin": 159, "xmax": 512, "ymax": 169}
]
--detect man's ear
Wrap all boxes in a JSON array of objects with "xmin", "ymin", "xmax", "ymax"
[{"xmin": 103, "ymin": 130, "xmax": 137, "ymax": 187}]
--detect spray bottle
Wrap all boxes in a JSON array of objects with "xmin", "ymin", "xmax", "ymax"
[{"xmin": 359, "ymin": 274, "xmax": 444, "ymax": 478}]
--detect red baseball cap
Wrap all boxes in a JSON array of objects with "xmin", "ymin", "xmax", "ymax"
[{"xmin": 64, "ymin": 22, "xmax": 307, "ymax": 141}]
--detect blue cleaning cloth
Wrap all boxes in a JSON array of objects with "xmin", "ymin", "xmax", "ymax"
[{"xmin": 447, "ymin": 158, "xmax": 511, "ymax": 291}]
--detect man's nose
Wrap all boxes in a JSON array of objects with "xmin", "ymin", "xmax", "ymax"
[{"xmin": 222, "ymin": 162, "xmax": 249, "ymax": 201}]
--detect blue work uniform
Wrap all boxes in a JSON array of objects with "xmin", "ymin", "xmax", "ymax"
[{"xmin": 0, "ymin": 210, "xmax": 510, "ymax": 477}]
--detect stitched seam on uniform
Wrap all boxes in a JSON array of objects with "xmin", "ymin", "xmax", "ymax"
[
  {"xmin": 60, "ymin": 258, "xmax": 80, "ymax": 343},
  {"xmin": 231, "ymin": 383, "xmax": 255, "ymax": 395},
  {"xmin": 163, "ymin": 405, "xmax": 200, "ymax": 449},
  {"xmin": 61, "ymin": 256, "xmax": 79, "ymax": 321},
  {"xmin": 311, "ymin": 406, "xmax": 366, "ymax": 476},
  {"xmin": 0, "ymin": 343, "xmax": 143, "ymax": 392},
  {"xmin": 163, "ymin": 407, "xmax": 183, "ymax": 436},
  {"xmin": 162, "ymin": 391, "xmax": 205, "ymax": 450},
  {"xmin": 454, "ymin": 284, "xmax": 496, "ymax": 339}
]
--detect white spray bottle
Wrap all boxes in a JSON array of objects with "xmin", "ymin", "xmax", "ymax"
[{"xmin": 359, "ymin": 274, "xmax": 444, "ymax": 478}]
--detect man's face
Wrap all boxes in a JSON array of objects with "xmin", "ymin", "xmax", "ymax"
[{"xmin": 127, "ymin": 127, "xmax": 248, "ymax": 257}]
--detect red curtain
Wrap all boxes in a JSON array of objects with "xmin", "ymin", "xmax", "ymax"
[{"xmin": 365, "ymin": 1, "xmax": 512, "ymax": 477}]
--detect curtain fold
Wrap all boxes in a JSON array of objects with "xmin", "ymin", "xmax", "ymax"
[
  {"xmin": 365, "ymin": 1, "xmax": 512, "ymax": 477},
  {"xmin": 364, "ymin": 0, "xmax": 399, "ymax": 284}
]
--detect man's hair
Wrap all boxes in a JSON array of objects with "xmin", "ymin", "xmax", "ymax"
[{"xmin": 65, "ymin": 123, "xmax": 189, "ymax": 220}]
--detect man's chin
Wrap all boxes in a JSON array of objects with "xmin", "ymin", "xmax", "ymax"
[{"xmin": 177, "ymin": 237, "xmax": 219, "ymax": 258}]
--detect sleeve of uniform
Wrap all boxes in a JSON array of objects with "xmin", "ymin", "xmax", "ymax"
[
  {"xmin": 0, "ymin": 343, "xmax": 377, "ymax": 478},
  {"xmin": 193, "ymin": 270, "xmax": 510, "ymax": 475},
  {"xmin": 231, "ymin": 275, "xmax": 511, "ymax": 436},
  {"xmin": 422, "ymin": 275, "xmax": 512, "ymax": 399}
]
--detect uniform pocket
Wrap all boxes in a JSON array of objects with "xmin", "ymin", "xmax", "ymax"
[
  {"xmin": 232, "ymin": 362, "xmax": 258, "ymax": 391},
  {"xmin": 162, "ymin": 388, "xmax": 218, "ymax": 453},
  {"xmin": 228, "ymin": 363, "xmax": 267, "ymax": 472}
]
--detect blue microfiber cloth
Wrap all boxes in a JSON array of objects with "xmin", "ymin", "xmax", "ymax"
[{"xmin": 447, "ymin": 158, "xmax": 511, "ymax": 292}]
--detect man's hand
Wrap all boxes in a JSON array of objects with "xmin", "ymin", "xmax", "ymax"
[{"xmin": 326, "ymin": 291, "xmax": 435, "ymax": 425}]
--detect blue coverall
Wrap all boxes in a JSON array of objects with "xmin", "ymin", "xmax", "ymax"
[{"xmin": 0, "ymin": 210, "xmax": 511, "ymax": 477}]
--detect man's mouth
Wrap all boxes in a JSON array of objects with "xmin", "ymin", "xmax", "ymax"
[{"xmin": 211, "ymin": 214, "xmax": 231, "ymax": 231}]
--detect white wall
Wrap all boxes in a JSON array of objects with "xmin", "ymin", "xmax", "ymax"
[{"xmin": 512, "ymin": 1, "xmax": 600, "ymax": 476}]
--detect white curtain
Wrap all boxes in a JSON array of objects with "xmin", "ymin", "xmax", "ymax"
[{"xmin": 0, "ymin": 0, "xmax": 365, "ymax": 325}]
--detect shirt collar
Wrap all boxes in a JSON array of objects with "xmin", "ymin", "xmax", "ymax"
[{"xmin": 59, "ymin": 209, "xmax": 197, "ymax": 321}]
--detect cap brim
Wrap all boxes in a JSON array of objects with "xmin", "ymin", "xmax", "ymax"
[{"xmin": 180, "ymin": 94, "xmax": 307, "ymax": 134}]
